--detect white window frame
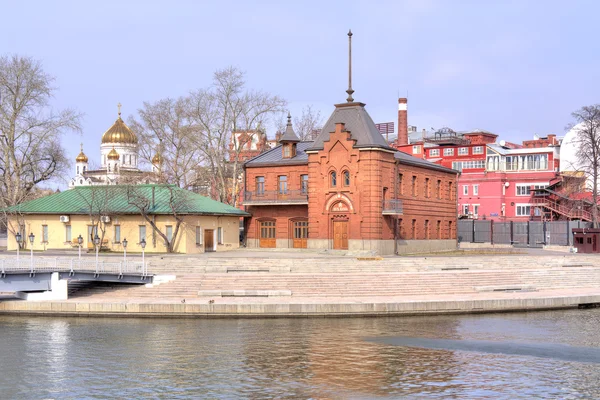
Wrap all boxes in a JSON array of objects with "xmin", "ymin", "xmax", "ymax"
[
  {"xmin": 463, "ymin": 185, "xmax": 468, "ymax": 195},
  {"xmin": 473, "ymin": 184, "xmax": 479, "ymax": 195},
  {"xmin": 473, "ymin": 146, "xmax": 484, "ymax": 155},
  {"xmin": 515, "ymin": 204, "xmax": 532, "ymax": 216},
  {"xmin": 217, "ymin": 227, "xmax": 223, "ymax": 244},
  {"xmin": 195, "ymin": 226, "xmax": 202, "ymax": 245},
  {"xmin": 412, "ymin": 145, "xmax": 421, "ymax": 154},
  {"xmin": 473, "ymin": 204, "xmax": 480, "ymax": 216},
  {"xmin": 458, "ymin": 147, "xmax": 469, "ymax": 155},
  {"xmin": 516, "ymin": 184, "xmax": 531, "ymax": 196},
  {"xmin": 462, "ymin": 204, "xmax": 469, "ymax": 214},
  {"xmin": 443, "ymin": 148, "xmax": 455, "ymax": 156},
  {"xmin": 429, "ymin": 148, "xmax": 440, "ymax": 157}
]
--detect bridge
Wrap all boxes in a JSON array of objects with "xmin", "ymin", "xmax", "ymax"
[{"xmin": 0, "ymin": 257, "xmax": 152, "ymax": 301}]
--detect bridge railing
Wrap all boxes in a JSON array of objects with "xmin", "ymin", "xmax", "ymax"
[{"xmin": 0, "ymin": 257, "xmax": 148, "ymax": 277}]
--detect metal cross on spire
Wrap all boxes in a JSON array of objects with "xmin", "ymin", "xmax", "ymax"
[
  {"xmin": 346, "ymin": 29, "xmax": 354, "ymax": 103},
  {"xmin": 117, "ymin": 102, "xmax": 122, "ymax": 117}
]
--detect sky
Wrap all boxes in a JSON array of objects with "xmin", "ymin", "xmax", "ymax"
[{"xmin": 2, "ymin": 0, "xmax": 600, "ymax": 184}]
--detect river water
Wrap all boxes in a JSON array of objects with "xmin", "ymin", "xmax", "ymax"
[{"xmin": 1, "ymin": 309, "xmax": 600, "ymax": 399}]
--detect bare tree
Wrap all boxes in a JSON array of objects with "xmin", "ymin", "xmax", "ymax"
[
  {"xmin": 570, "ymin": 105, "xmax": 600, "ymax": 226},
  {"xmin": 187, "ymin": 67, "xmax": 286, "ymax": 206},
  {"xmin": 128, "ymin": 97, "xmax": 204, "ymax": 188},
  {"xmin": 74, "ymin": 185, "xmax": 123, "ymax": 252},
  {"xmin": 276, "ymin": 105, "xmax": 323, "ymax": 141},
  {"xmin": 0, "ymin": 55, "xmax": 82, "ymax": 209},
  {"xmin": 125, "ymin": 185, "xmax": 190, "ymax": 253}
]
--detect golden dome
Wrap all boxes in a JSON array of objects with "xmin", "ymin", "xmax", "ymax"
[
  {"xmin": 107, "ymin": 147, "xmax": 120, "ymax": 160},
  {"xmin": 152, "ymin": 153, "xmax": 163, "ymax": 164},
  {"xmin": 101, "ymin": 113, "xmax": 138, "ymax": 145},
  {"xmin": 75, "ymin": 143, "xmax": 88, "ymax": 162}
]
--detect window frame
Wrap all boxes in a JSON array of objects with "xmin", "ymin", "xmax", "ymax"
[
  {"xmin": 278, "ymin": 175, "xmax": 288, "ymax": 194},
  {"xmin": 443, "ymin": 148, "xmax": 455, "ymax": 156},
  {"xmin": 114, "ymin": 225, "xmax": 121, "ymax": 243},
  {"xmin": 255, "ymin": 176, "xmax": 265, "ymax": 195},
  {"xmin": 458, "ymin": 147, "xmax": 469, "ymax": 155},
  {"xmin": 343, "ymin": 170, "xmax": 350, "ymax": 187},
  {"xmin": 429, "ymin": 148, "xmax": 440, "ymax": 157},
  {"xmin": 330, "ymin": 171, "xmax": 337, "ymax": 187},
  {"xmin": 473, "ymin": 184, "xmax": 479, "ymax": 195},
  {"xmin": 472, "ymin": 146, "xmax": 484, "ymax": 155},
  {"xmin": 463, "ymin": 185, "xmax": 468, "ymax": 196}
]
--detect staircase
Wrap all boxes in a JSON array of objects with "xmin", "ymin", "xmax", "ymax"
[{"xmin": 532, "ymin": 197, "xmax": 592, "ymax": 221}]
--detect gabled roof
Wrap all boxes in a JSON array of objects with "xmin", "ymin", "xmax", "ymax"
[
  {"xmin": 4, "ymin": 185, "xmax": 249, "ymax": 216},
  {"xmin": 307, "ymin": 102, "xmax": 395, "ymax": 151},
  {"xmin": 244, "ymin": 142, "xmax": 313, "ymax": 167}
]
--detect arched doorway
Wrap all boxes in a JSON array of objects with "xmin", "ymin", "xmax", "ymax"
[{"xmin": 330, "ymin": 201, "xmax": 349, "ymax": 250}]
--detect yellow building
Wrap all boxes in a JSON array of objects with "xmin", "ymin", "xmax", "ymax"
[{"xmin": 5, "ymin": 185, "xmax": 248, "ymax": 254}]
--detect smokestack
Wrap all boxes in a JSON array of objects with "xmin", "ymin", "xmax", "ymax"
[{"xmin": 397, "ymin": 98, "xmax": 408, "ymax": 145}]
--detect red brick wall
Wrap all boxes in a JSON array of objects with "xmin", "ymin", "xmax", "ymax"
[{"xmin": 246, "ymin": 205, "xmax": 308, "ymax": 241}]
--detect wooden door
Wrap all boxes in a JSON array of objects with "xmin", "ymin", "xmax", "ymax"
[
  {"xmin": 292, "ymin": 221, "xmax": 308, "ymax": 248},
  {"xmin": 204, "ymin": 229, "xmax": 214, "ymax": 252},
  {"xmin": 333, "ymin": 221, "xmax": 348, "ymax": 250},
  {"xmin": 259, "ymin": 221, "xmax": 276, "ymax": 248}
]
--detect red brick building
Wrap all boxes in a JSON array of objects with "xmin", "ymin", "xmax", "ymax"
[{"xmin": 242, "ymin": 100, "xmax": 459, "ymax": 255}]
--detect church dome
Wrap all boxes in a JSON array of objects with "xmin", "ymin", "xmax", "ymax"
[
  {"xmin": 75, "ymin": 144, "xmax": 88, "ymax": 163},
  {"xmin": 152, "ymin": 153, "xmax": 163, "ymax": 164},
  {"xmin": 101, "ymin": 106, "xmax": 138, "ymax": 145},
  {"xmin": 107, "ymin": 147, "xmax": 120, "ymax": 160}
]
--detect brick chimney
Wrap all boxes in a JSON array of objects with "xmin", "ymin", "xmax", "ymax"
[{"xmin": 397, "ymin": 98, "xmax": 408, "ymax": 145}]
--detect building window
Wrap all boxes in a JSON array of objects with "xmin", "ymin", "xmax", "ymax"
[
  {"xmin": 473, "ymin": 146, "xmax": 484, "ymax": 155},
  {"xmin": 425, "ymin": 178, "xmax": 430, "ymax": 198},
  {"xmin": 443, "ymin": 148, "xmax": 454, "ymax": 156},
  {"xmin": 473, "ymin": 185, "xmax": 479, "ymax": 195},
  {"xmin": 398, "ymin": 173, "xmax": 403, "ymax": 195},
  {"xmin": 412, "ymin": 176, "xmax": 417, "ymax": 196},
  {"xmin": 516, "ymin": 204, "xmax": 532, "ymax": 216},
  {"xmin": 424, "ymin": 220, "xmax": 430, "ymax": 239},
  {"xmin": 256, "ymin": 176, "xmax": 265, "ymax": 195},
  {"xmin": 462, "ymin": 204, "xmax": 469, "ymax": 215},
  {"xmin": 411, "ymin": 219, "xmax": 417, "ymax": 239},
  {"xmin": 429, "ymin": 149, "xmax": 439, "ymax": 157},
  {"xmin": 278, "ymin": 175, "xmax": 288, "ymax": 194},
  {"xmin": 330, "ymin": 171, "xmax": 337, "ymax": 187},
  {"xmin": 412, "ymin": 145, "xmax": 421, "ymax": 154},
  {"xmin": 343, "ymin": 170, "xmax": 350, "ymax": 186},
  {"xmin": 77, "ymin": 166, "xmax": 80, "ymax": 174},
  {"xmin": 448, "ymin": 221, "xmax": 453, "ymax": 239},
  {"xmin": 473, "ymin": 204, "xmax": 479, "ymax": 216},
  {"xmin": 42, "ymin": 225, "xmax": 49, "ymax": 243},
  {"xmin": 449, "ymin": 182, "xmax": 454, "ymax": 200},
  {"xmin": 436, "ymin": 180, "xmax": 441, "ymax": 199},
  {"xmin": 139, "ymin": 225, "xmax": 146, "ymax": 243},
  {"xmin": 114, "ymin": 225, "xmax": 121, "ymax": 243},
  {"xmin": 65, "ymin": 225, "xmax": 72, "ymax": 242},
  {"xmin": 458, "ymin": 147, "xmax": 469, "ymax": 155},
  {"xmin": 436, "ymin": 220, "xmax": 441, "ymax": 239},
  {"xmin": 501, "ymin": 203, "xmax": 506, "ymax": 216},
  {"xmin": 283, "ymin": 145, "xmax": 291, "ymax": 158},
  {"xmin": 217, "ymin": 227, "xmax": 223, "ymax": 244},
  {"xmin": 166, "ymin": 225, "xmax": 173, "ymax": 242},
  {"xmin": 516, "ymin": 184, "xmax": 531, "ymax": 196},
  {"xmin": 196, "ymin": 226, "xmax": 202, "ymax": 245},
  {"xmin": 83, "ymin": 166, "xmax": 86, "ymax": 172},
  {"xmin": 463, "ymin": 185, "xmax": 468, "ymax": 195},
  {"xmin": 301, "ymin": 174, "xmax": 309, "ymax": 194}
]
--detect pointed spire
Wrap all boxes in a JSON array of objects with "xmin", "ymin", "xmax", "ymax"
[
  {"xmin": 117, "ymin": 102, "xmax": 122, "ymax": 118},
  {"xmin": 346, "ymin": 30, "xmax": 354, "ymax": 103},
  {"xmin": 280, "ymin": 112, "xmax": 300, "ymax": 143}
]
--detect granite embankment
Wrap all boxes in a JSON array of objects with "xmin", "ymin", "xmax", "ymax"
[{"xmin": 1, "ymin": 252, "xmax": 600, "ymax": 317}]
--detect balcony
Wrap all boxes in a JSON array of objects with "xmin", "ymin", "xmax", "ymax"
[
  {"xmin": 382, "ymin": 199, "xmax": 403, "ymax": 215},
  {"xmin": 243, "ymin": 190, "xmax": 308, "ymax": 206}
]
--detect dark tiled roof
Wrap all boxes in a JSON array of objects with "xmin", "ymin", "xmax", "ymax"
[
  {"xmin": 394, "ymin": 151, "xmax": 458, "ymax": 174},
  {"xmin": 307, "ymin": 102, "xmax": 395, "ymax": 151},
  {"xmin": 244, "ymin": 142, "xmax": 313, "ymax": 167},
  {"xmin": 280, "ymin": 113, "xmax": 300, "ymax": 142}
]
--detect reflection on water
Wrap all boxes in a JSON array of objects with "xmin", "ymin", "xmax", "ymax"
[{"xmin": 0, "ymin": 310, "xmax": 599, "ymax": 398}]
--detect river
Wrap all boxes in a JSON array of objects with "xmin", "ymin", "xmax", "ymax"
[{"xmin": 1, "ymin": 309, "xmax": 599, "ymax": 399}]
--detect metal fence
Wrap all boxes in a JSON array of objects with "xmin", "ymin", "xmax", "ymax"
[
  {"xmin": 0, "ymin": 257, "xmax": 147, "ymax": 276},
  {"xmin": 458, "ymin": 220, "xmax": 591, "ymax": 247}
]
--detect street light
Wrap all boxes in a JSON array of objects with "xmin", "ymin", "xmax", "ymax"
[
  {"xmin": 122, "ymin": 238, "xmax": 128, "ymax": 268},
  {"xmin": 15, "ymin": 232, "xmax": 21, "ymax": 265},
  {"xmin": 77, "ymin": 234, "xmax": 83, "ymax": 260},
  {"xmin": 94, "ymin": 234, "xmax": 100, "ymax": 274},
  {"xmin": 28, "ymin": 233, "xmax": 35, "ymax": 275},
  {"xmin": 140, "ymin": 238, "xmax": 146, "ymax": 275}
]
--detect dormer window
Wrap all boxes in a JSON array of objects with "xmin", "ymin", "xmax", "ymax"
[{"xmin": 283, "ymin": 145, "xmax": 291, "ymax": 158}]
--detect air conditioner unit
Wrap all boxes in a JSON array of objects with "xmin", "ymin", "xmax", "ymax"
[
  {"xmin": 100, "ymin": 216, "xmax": 111, "ymax": 223},
  {"xmin": 59, "ymin": 216, "xmax": 69, "ymax": 223}
]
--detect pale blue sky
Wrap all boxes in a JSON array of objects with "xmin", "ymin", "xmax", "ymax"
[{"xmin": 2, "ymin": 0, "xmax": 599, "ymax": 179}]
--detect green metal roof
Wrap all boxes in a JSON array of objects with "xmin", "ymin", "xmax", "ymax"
[{"xmin": 4, "ymin": 185, "xmax": 249, "ymax": 216}]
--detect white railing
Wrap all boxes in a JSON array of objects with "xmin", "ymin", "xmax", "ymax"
[{"xmin": 0, "ymin": 257, "xmax": 148, "ymax": 277}]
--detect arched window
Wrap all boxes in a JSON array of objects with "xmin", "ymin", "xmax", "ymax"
[
  {"xmin": 83, "ymin": 166, "xmax": 86, "ymax": 172},
  {"xmin": 108, "ymin": 164, "xmax": 111, "ymax": 172},
  {"xmin": 343, "ymin": 170, "xmax": 350, "ymax": 186},
  {"xmin": 77, "ymin": 166, "xmax": 79, "ymax": 174},
  {"xmin": 330, "ymin": 171, "xmax": 337, "ymax": 187}
]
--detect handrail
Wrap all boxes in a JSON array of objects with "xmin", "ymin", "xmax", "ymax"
[
  {"xmin": 532, "ymin": 197, "xmax": 592, "ymax": 221},
  {"xmin": 244, "ymin": 190, "xmax": 308, "ymax": 204},
  {"xmin": 0, "ymin": 257, "xmax": 147, "ymax": 276}
]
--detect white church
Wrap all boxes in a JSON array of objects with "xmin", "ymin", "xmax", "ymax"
[{"xmin": 69, "ymin": 105, "xmax": 162, "ymax": 188}]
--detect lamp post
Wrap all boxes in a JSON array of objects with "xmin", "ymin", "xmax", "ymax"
[
  {"xmin": 140, "ymin": 238, "xmax": 146, "ymax": 275},
  {"xmin": 94, "ymin": 234, "xmax": 100, "ymax": 274},
  {"xmin": 15, "ymin": 232, "xmax": 21, "ymax": 265},
  {"xmin": 77, "ymin": 234, "xmax": 83, "ymax": 260},
  {"xmin": 28, "ymin": 233, "xmax": 35, "ymax": 275},
  {"xmin": 122, "ymin": 238, "xmax": 128, "ymax": 269}
]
